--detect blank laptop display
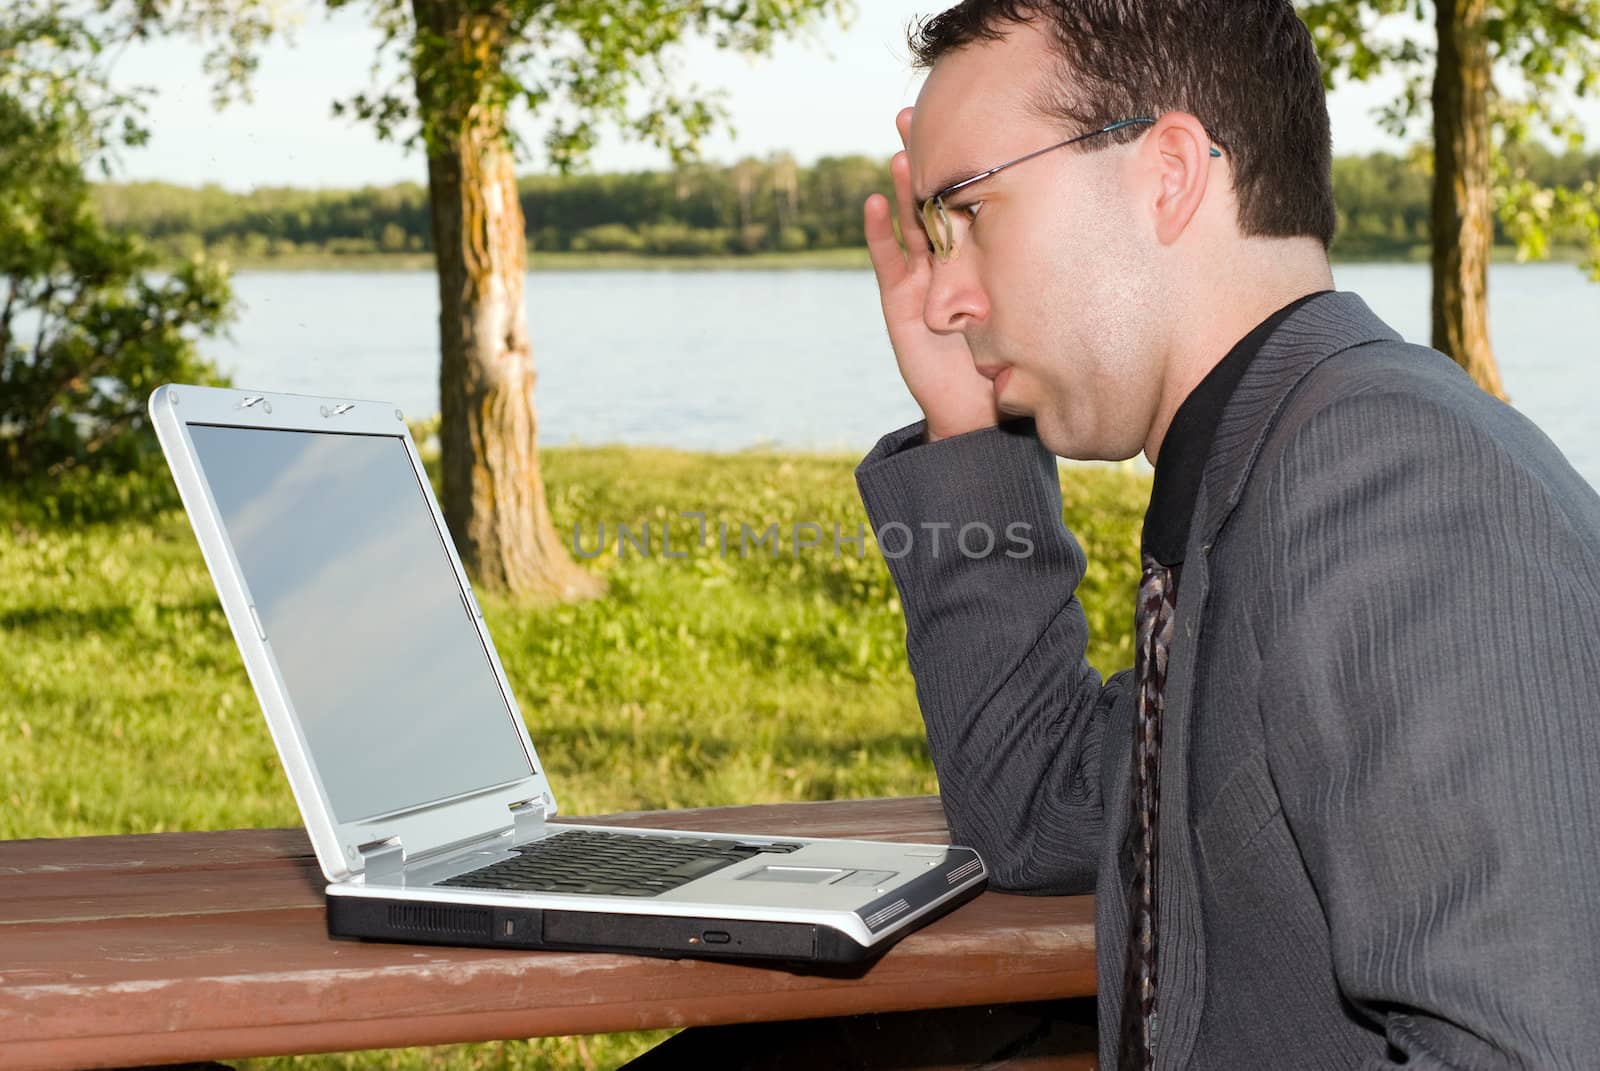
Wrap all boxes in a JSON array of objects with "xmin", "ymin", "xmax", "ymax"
[{"xmin": 188, "ymin": 424, "xmax": 532, "ymax": 822}]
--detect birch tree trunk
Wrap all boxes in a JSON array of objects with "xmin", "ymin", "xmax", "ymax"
[{"xmin": 1431, "ymin": 0, "xmax": 1508, "ymax": 400}]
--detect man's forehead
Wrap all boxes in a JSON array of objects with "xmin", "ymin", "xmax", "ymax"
[{"xmin": 907, "ymin": 22, "xmax": 1058, "ymax": 200}]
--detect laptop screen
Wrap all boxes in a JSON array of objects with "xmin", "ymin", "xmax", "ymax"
[{"xmin": 187, "ymin": 423, "xmax": 534, "ymax": 823}]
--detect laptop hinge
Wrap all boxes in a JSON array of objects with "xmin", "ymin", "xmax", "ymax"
[
  {"xmin": 358, "ymin": 835, "xmax": 405, "ymax": 882},
  {"xmin": 509, "ymin": 796, "xmax": 548, "ymax": 844}
]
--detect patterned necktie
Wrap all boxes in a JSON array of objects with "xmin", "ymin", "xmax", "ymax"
[{"xmin": 1118, "ymin": 555, "xmax": 1177, "ymax": 1071}]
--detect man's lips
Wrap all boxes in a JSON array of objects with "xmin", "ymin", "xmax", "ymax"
[{"xmin": 976, "ymin": 364, "xmax": 1013, "ymax": 394}]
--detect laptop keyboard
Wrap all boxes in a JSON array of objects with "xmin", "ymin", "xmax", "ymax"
[{"xmin": 435, "ymin": 829, "xmax": 803, "ymax": 898}]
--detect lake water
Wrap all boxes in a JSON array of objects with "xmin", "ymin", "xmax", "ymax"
[{"xmin": 212, "ymin": 263, "xmax": 1600, "ymax": 485}]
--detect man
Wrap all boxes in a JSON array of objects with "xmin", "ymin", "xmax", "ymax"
[{"xmin": 854, "ymin": 2, "xmax": 1600, "ymax": 1069}]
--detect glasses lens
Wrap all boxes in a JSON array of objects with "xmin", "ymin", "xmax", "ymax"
[{"xmin": 921, "ymin": 197, "xmax": 952, "ymax": 262}]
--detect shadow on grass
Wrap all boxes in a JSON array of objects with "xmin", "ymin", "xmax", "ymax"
[{"xmin": 0, "ymin": 600, "xmax": 221, "ymax": 635}]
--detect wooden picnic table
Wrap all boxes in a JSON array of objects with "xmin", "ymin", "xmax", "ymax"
[{"xmin": 0, "ymin": 796, "xmax": 1097, "ymax": 1070}]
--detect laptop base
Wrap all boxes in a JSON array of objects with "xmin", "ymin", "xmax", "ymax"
[{"xmin": 326, "ymin": 880, "xmax": 985, "ymax": 965}]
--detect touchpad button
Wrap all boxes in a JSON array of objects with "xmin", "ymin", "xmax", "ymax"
[
  {"xmin": 740, "ymin": 865, "xmax": 848, "ymax": 884},
  {"xmin": 832, "ymin": 869, "xmax": 898, "ymax": 887}
]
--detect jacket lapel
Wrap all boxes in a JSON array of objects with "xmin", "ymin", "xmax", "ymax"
[
  {"xmin": 1194, "ymin": 292, "xmax": 1403, "ymax": 547},
  {"xmin": 1150, "ymin": 291, "xmax": 1401, "ymax": 1070}
]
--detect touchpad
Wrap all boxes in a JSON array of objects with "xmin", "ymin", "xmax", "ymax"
[{"xmin": 740, "ymin": 865, "xmax": 847, "ymax": 884}]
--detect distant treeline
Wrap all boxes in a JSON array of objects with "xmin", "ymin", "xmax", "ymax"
[{"xmin": 92, "ymin": 146, "xmax": 1598, "ymax": 262}]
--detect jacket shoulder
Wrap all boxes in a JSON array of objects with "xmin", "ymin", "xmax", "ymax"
[
  {"xmin": 1279, "ymin": 337, "xmax": 1481, "ymax": 422},
  {"xmin": 1247, "ymin": 338, "xmax": 1600, "ymax": 548},
  {"xmin": 1274, "ymin": 340, "xmax": 1575, "ymax": 478}
]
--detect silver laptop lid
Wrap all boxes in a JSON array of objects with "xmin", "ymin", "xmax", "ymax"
[{"xmin": 149, "ymin": 384, "xmax": 556, "ymax": 882}]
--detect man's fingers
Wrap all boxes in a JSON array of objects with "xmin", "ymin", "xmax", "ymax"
[
  {"xmin": 891, "ymin": 151, "xmax": 930, "ymax": 265},
  {"xmin": 896, "ymin": 107, "xmax": 914, "ymax": 150},
  {"xmin": 864, "ymin": 193, "xmax": 908, "ymax": 291},
  {"xmin": 866, "ymin": 111, "xmax": 923, "ymax": 299}
]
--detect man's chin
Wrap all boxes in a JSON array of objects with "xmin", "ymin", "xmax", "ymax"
[
  {"xmin": 1034, "ymin": 420, "xmax": 1138, "ymax": 463},
  {"xmin": 1032, "ymin": 423, "xmax": 1079, "ymax": 460}
]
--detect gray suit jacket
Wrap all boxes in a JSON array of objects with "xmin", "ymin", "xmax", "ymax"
[{"xmin": 854, "ymin": 292, "xmax": 1600, "ymax": 1070}]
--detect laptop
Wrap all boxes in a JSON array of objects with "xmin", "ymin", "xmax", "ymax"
[{"xmin": 148, "ymin": 383, "xmax": 986, "ymax": 964}]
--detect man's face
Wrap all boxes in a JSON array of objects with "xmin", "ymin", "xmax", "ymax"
[{"xmin": 908, "ymin": 21, "xmax": 1167, "ymax": 461}]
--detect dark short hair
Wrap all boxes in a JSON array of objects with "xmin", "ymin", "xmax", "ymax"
[{"xmin": 909, "ymin": 1, "xmax": 1337, "ymax": 248}]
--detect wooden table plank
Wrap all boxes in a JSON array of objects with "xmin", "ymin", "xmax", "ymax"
[{"xmin": 0, "ymin": 797, "xmax": 1096, "ymax": 1071}]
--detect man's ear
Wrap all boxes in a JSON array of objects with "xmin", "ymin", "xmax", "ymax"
[{"xmin": 1146, "ymin": 113, "xmax": 1215, "ymax": 246}]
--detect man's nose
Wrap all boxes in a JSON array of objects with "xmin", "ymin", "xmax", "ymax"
[{"xmin": 922, "ymin": 260, "xmax": 990, "ymax": 336}]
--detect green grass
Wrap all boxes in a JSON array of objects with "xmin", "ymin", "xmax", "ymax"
[{"xmin": 0, "ymin": 446, "xmax": 1149, "ymax": 1069}]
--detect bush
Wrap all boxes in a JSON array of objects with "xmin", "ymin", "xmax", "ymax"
[
  {"xmin": 0, "ymin": 7, "xmax": 234, "ymax": 489},
  {"xmin": 638, "ymin": 222, "xmax": 731, "ymax": 256},
  {"xmin": 570, "ymin": 222, "xmax": 646, "ymax": 253},
  {"xmin": 324, "ymin": 236, "xmax": 378, "ymax": 255},
  {"xmin": 735, "ymin": 223, "xmax": 769, "ymax": 254},
  {"xmin": 378, "ymin": 222, "xmax": 408, "ymax": 252},
  {"xmin": 776, "ymin": 226, "xmax": 809, "ymax": 253},
  {"xmin": 531, "ymin": 224, "xmax": 564, "ymax": 251}
]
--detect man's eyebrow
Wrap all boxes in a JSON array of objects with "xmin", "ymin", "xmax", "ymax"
[{"xmin": 915, "ymin": 165, "xmax": 982, "ymax": 204}]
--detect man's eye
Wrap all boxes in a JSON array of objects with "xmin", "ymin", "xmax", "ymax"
[{"xmin": 957, "ymin": 202, "xmax": 983, "ymax": 223}]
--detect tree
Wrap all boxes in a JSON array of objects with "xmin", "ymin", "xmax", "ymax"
[
  {"xmin": 1298, "ymin": 1, "xmax": 1600, "ymax": 400},
  {"xmin": 1, "ymin": 5, "xmax": 232, "ymax": 485},
  {"xmin": 108, "ymin": 0, "xmax": 852, "ymax": 598},
  {"xmin": 305, "ymin": 0, "xmax": 848, "ymax": 600}
]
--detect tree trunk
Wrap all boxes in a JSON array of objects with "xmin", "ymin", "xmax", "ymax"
[
  {"xmin": 1431, "ymin": 0, "xmax": 1508, "ymax": 400},
  {"xmin": 413, "ymin": 2, "xmax": 603, "ymax": 602}
]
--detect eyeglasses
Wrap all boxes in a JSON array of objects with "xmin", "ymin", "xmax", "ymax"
[{"xmin": 916, "ymin": 117, "xmax": 1223, "ymax": 263}]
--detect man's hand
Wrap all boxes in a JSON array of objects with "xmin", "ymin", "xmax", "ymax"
[{"xmin": 863, "ymin": 108, "xmax": 1000, "ymax": 443}]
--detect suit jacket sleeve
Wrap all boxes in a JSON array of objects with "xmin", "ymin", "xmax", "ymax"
[
  {"xmin": 855, "ymin": 418, "xmax": 1127, "ymax": 894},
  {"xmin": 1257, "ymin": 389, "xmax": 1600, "ymax": 1068}
]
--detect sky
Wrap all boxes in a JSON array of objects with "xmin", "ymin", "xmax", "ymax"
[{"xmin": 105, "ymin": 1, "xmax": 1600, "ymax": 192}]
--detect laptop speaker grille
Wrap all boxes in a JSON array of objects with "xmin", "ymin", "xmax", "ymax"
[
  {"xmin": 864, "ymin": 898, "xmax": 910, "ymax": 930},
  {"xmin": 947, "ymin": 858, "xmax": 982, "ymax": 885},
  {"xmin": 385, "ymin": 904, "xmax": 494, "ymax": 939}
]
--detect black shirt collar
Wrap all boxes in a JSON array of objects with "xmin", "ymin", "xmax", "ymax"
[{"xmin": 1141, "ymin": 290, "xmax": 1332, "ymax": 568}]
